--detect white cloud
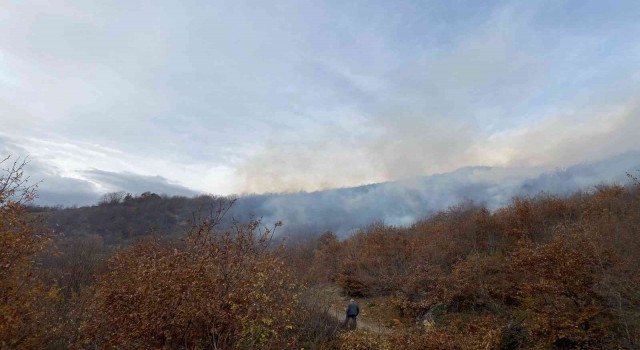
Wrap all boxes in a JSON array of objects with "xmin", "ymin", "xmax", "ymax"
[
  {"xmin": 474, "ymin": 102, "xmax": 640, "ymax": 168},
  {"xmin": 1, "ymin": 1, "xmax": 639, "ymax": 200}
]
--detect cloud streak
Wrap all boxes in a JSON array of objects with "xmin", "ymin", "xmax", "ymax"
[{"xmin": 0, "ymin": 135, "xmax": 200, "ymax": 206}]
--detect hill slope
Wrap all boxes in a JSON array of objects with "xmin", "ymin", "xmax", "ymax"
[{"xmin": 36, "ymin": 151, "xmax": 640, "ymax": 241}]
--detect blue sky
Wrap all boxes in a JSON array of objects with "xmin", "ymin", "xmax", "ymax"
[{"xmin": 1, "ymin": 0, "xmax": 639, "ymax": 205}]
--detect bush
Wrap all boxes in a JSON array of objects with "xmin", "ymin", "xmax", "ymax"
[
  {"xmin": 336, "ymin": 273, "xmax": 370, "ymax": 297},
  {"xmin": 77, "ymin": 211, "xmax": 300, "ymax": 349},
  {"xmin": 0, "ymin": 157, "xmax": 57, "ymax": 348}
]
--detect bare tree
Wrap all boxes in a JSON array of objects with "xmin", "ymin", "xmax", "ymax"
[{"xmin": 98, "ymin": 191, "xmax": 127, "ymax": 205}]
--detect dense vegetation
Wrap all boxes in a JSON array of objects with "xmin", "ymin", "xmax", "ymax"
[
  {"xmin": 300, "ymin": 181, "xmax": 640, "ymax": 349},
  {"xmin": 2, "ymin": 155, "xmax": 640, "ymax": 349}
]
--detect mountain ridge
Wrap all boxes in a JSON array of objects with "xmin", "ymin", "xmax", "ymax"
[{"xmin": 36, "ymin": 151, "xmax": 640, "ymax": 241}]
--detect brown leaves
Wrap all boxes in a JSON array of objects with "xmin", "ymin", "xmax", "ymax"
[
  {"xmin": 299, "ymin": 184, "xmax": 640, "ymax": 349},
  {"xmin": 0, "ymin": 156, "xmax": 54, "ymax": 348},
  {"xmin": 77, "ymin": 216, "xmax": 300, "ymax": 349},
  {"xmin": 507, "ymin": 233, "xmax": 612, "ymax": 347}
]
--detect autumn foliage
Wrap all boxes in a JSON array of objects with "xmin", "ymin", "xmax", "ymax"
[
  {"xmin": 0, "ymin": 157, "xmax": 54, "ymax": 348},
  {"xmin": 76, "ymin": 211, "xmax": 300, "ymax": 349},
  {"xmin": 3, "ymin": 156, "xmax": 640, "ymax": 349},
  {"xmin": 307, "ymin": 181, "xmax": 640, "ymax": 349}
]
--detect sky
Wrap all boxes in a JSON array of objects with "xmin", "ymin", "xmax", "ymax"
[{"xmin": 1, "ymin": 0, "xmax": 639, "ymax": 206}]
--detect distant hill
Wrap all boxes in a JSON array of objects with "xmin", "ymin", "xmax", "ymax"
[
  {"xmin": 35, "ymin": 151, "xmax": 640, "ymax": 242},
  {"xmin": 232, "ymin": 150, "xmax": 640, "ymax": 236}
]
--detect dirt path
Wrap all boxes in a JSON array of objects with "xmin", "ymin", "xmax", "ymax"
[
  {"xmin": 313, "ymin": 284, "xmax": 392, "ymax": 334},
  {"xmin": 327, "ymin": 306, "xmax": 391, "ymax": 334}
]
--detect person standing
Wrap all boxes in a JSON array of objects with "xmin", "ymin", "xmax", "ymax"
[{"xmin": 345, "ymin": 299, "xmax": 359, "ymax": 330}]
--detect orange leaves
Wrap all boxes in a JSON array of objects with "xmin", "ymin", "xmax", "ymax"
[
  {"xmin": 298, "ymin": 184, "xmax": 640, "ymax": 348},
  {"xmin": 507, "ymin": 236, "xmax": 610, "ymax": 347},
  {"xmin": 0, "ymin": 156, "xmax": 54, "ymax": 348},
  {"xmin": 77, "ymin": 216, "xmax": 300, "ymax": 349},
  {"xmin": 4, "ymin": 154, "xmax": 640, "ymax": 348}
]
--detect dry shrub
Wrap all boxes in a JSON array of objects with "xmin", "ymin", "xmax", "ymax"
[
  {"xmin": 336, "ymin": 273, "xmax": 369, "ymax": 297},
  {"xmin": 0, "ymin": 157, "xmax": 55, "ymax": 348},
  {"xmin": 338, "ymin": 330, "xmax": 390, "ymax": 350},
  {"xmin": 445, "ymin": 253, "xmax": 514, "ymax": 313},
  {"xmin": 309, "ymin": 231, "xmax": 343, "ymax": 283},
  {"xmin": 293, "ymin": 288, "xmax": 342, "ymax": 350},
  {"xmin": 76, "ymin": 213, "xmax": 300, "ymax": 349},
  {"xmin": 338, "ymin": 315, "xmax": 504, "ymax": 350},
  {"xmin": 507, "ymin": 232, "xmax": 612, "ymax": 348},
  {"xmin": 307, "ymin": 183, "xmax": 640, "ymax": 349}
]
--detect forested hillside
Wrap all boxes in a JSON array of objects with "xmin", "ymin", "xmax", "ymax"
[
  {"xmin": 294, "ymin": 176, "xmax": 640, "ymax": 348},
  {"xmin": 31, "ymin": 151, "xmax": 640, "ymax": 244},
  {"xmin": 3, "ymin": 157, "xmax": 640, "ymax": 349}
]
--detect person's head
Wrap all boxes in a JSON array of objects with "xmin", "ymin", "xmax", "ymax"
[{"xmin": 350, "ymin": 299, "xmax": 355, "ymax": 303}]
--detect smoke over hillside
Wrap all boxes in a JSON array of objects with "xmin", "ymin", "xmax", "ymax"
[
  {"xmin": 231, "ymin": 151, "xmax": 640, "ymax": 236},
  {"xmin": 34, "ymin": 151, "xmax": 639, "ymax": 242}
]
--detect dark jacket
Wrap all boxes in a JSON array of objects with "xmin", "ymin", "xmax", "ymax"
[{"xmin": 346, "ymin": 303, "xmax": 359, "ymax": 317}]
